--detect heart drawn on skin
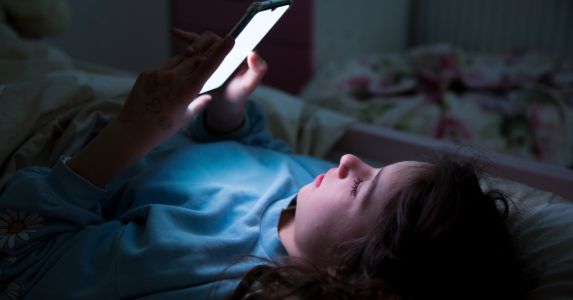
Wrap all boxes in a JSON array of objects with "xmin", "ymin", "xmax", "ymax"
[{"xmin": 145, "ymin": 98, "xmax": 162, "ymax": 113}]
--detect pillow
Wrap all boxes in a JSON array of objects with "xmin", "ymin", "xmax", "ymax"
[
  {"xmin": 502, "ymin": 185, "xmax": 573, "ymax": 299},
  {"xmin": 0, "ymin": 0, "xmax": 70, "ymax": 38}
]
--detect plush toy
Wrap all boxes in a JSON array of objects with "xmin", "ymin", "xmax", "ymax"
[{"xmin": 0, "ymin": 0, "xmax": 70, "ymax": 38}]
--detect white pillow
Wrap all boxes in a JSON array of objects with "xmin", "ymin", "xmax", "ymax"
[
  {"xmin": 482, "ymin": 176, "xmax": 573, "ymax": 299},
  {"xmin": 510, "ymin": 201, "xmax": 573, "ymax": 299}
]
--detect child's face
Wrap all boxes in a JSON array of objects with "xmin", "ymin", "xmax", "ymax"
[{"xmin": 295, "ymin": 154, "xmax": 427, "ymax": 259}]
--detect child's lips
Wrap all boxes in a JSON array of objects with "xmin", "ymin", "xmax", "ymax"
[{"xmin": 315, "ymin": 174, "xmax": 325, "ymax": 187}]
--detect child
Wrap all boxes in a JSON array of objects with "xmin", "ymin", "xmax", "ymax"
[{"xmin": 0, "ymin": 30, "xmax": 526, "ymax": 299}]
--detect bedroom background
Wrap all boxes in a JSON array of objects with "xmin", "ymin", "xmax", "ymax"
[
  {"xmin": 2, "ymin": 1, "xmax": 573, "ymax": 298},
  {"xmin": 43, "ymin": 0, "xmax": 573, "ymax": 195},
  {"xmin": 43, "ymin": 0, "xmax": 411, "ymax": 94},
  {"xmin": 45, "ymin": 0, "xmax": 573, "ymax": 86}
]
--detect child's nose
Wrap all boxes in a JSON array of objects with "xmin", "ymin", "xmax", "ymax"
[{"xmin": 338, "ymin": 154, "xmax": 363, "ymax": 178}]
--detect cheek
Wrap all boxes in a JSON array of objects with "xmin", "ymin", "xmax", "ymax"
[
  {"xmin": 294, "ymin": 216, "xmax": 331, "ymax": 257},
  {"xmin": 294, "ymin": 200, "xmax": 351, "ymax": 256}
]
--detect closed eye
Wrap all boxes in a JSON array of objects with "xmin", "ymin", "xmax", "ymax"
[{"xmin": 351, "ymin": 178, "xmax": 363, "ymax": 197}]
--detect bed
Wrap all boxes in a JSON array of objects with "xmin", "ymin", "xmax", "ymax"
[
  {"xmin": 297, "ymin": 0, "xmax": 573, "ymax": 202},
  {"xmin": 1, "ymin": 2, "xmax": 573, "ymax": 299},
  {"xmin": 171, "ymin": 0, "xmax": 573, "ymax": 200},
  {"xmin": 302, "ymin": 44, "xmax": 573, "ymax": 200},
  {"xmin": 304, "ymin": 3, "xmax": 573, "ymax": 296}
]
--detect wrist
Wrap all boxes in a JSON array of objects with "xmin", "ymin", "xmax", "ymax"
[
  {"xmin": 67, "ymin": 120, "xmax": 155, "ymax": 187},
  {"xmin": 106, "ymin": 119, "xmax": 160, "ymax": 151},
  {"xmin": 204, "ymin": 99, "xmax": 247, "ymax": 134}
]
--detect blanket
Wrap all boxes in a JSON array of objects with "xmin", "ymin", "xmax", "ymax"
[{"xmin": 302, "ymin": 44, "xmax": 573, "ymax": 168}]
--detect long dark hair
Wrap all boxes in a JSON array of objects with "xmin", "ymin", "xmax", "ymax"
[{"xmin": 227, "ymin": 156, "xmax": 530, "ymax": 299}]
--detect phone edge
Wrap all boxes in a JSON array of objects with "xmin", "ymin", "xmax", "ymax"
[{"xmin": 228, "ymin": 0, "xmax": 293, "ymax": 38}]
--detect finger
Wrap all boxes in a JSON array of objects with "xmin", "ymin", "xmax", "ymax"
[
  {"xmin": 247, "ymin": 52, "xmax": 268, "ymax": 76},
  {"xmin": 234, "ymin": 60, "xmax": 249, "ymax": 78},
  {"xmin": 184, "ymin": 46, "xmax": 196, "ymax": 57},
  {"xmin": 187, "ymin": 36, "xmax": 235, "ymax": 89},
  {"xmin": 190, "ymin": 31, "xmax": 221, "ymax": 55},
  {"xmin": 203, "ymin": 36, "xmax": 228, "ymax": 60},
  {"xmin": 184, "ymin": 32, "xmax": 220, "ymax": 57},
  {"xmin": 158, "ymin": 55, "xmax": 184, "ymax": 71},
  {"xmin": 173, "ymin": 54, "xmax": 207, "ymax": 75},
  {"xmin": 170, "ymin": 27, "xmax": 200, "ymax": 43},
  {"xmin": 183, "ymin": 40, "xmax": 220, "ymax": 58},
  {"xmin": 240, "ymin": 52, "xmax": 268, "ymax": 89},
  {"xmin": 184, "ymin": 94, "xmax": 213, "ymax": 123}
]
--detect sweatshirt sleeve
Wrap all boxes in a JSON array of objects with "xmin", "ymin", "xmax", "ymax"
[
  {"xmin": 188, "ymin": 100, "xmax": 292, "ymax": 153},
  {"xmin": 0, "ymin": 156, "xmax": 108, "ymax": 272}
]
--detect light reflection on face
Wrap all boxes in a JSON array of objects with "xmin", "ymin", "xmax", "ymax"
[{"xmin": 294, "ymin": 154, "xmax": 428, "ymax": 259}]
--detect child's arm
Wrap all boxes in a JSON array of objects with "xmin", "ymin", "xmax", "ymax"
[
  {"xmin": 174, "ymin": 29, "xmax": 291, "ymax": 152},
  {"xmin": 68, "ymin": 32, "xmax": 235, "ymax": 188}
]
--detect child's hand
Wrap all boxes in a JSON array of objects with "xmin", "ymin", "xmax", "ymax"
[
  {"xmin": 214, "ymin": 51, "xmax": 268, "ymax": 106},
  {"xmin": 116, "ymin": 31, "xmax": 235, "ymax": 145},
  {"xmin": 171, "ymin": 28, "xmax": 268, "ymax": 134},
  {"xmin": 67, "ymin": 32, "xmax": 234, "ymax": 187}
]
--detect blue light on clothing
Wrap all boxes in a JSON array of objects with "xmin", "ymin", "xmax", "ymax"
[{"xmin": 0, "ymin": 102, "xmax": 333, "ymax": 299}]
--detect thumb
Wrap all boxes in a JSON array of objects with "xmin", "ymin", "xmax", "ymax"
[
  {"xmin": 246, "ymin": 52, "xmax": 268, "ymax": 80},
  {"xmin": 241, "ymin": 52, "xmax": 268, "ymax": 91},
  {"xmin": 184, "ymin": 94, "xmax": 212, "ymax": 123}
]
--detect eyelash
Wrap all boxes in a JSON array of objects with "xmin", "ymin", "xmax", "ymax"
[{"xmin": 351, "ymin": 178, "xmax": 363, "ymax": 197}]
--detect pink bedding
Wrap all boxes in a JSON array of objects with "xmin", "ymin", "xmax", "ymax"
[{"xmin": 302, "ymin": 44, "xmax": 573, "ymax": 168}]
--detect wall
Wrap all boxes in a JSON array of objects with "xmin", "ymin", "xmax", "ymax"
[
  {"xmin": 410, "ymin": 0, "xmax": 573, "ymax": 60},
  {"xmin": 44, "ymin": 1, "xmax": 411, "ymax": 76},
  {"xmin": 314, "ymin": 0, "xmax": 410, "ymax": 68},
  {"xmin": 44, "ymin": 0, "xmax": 171, "ymax": 73},
  {"xmin": 42, "ymin": 1, "xmax": 570, "ymax": 79}
]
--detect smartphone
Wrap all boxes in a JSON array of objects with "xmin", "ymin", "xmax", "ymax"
[{"xmin": 200, "ymin": 0, "xmax": 292, "ymax": 94}]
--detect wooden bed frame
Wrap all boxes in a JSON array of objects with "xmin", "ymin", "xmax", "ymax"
[{"xmin": 333, "ymin": 122, "xmax": 573, "ymax": 201}]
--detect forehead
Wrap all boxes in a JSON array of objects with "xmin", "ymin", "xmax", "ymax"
[
  {"xmin": 370, "ymin": 161, "xmax": 428, "ymax": 202},
  {"xmin": 385, "ymin": 161, "xmax": 429, "ymax": 178}
]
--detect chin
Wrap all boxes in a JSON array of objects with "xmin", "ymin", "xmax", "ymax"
[{"xmin": 297, "ymin": 183, "xmax": 312, "ymax": 200}]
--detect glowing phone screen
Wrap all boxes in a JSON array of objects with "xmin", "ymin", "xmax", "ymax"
[{"xmin": 200, "ymin": 5, "xmax": 290, "ymax": 94}]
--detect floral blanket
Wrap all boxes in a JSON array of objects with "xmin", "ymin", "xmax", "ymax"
[{"xmin": 302, "ymin": 44, "xmax": 573, "ymax": 168}]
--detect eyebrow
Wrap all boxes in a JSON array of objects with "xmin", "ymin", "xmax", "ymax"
[{"xmin": 361, "ymin": 167, "xmax": 383, "ymax": 203}]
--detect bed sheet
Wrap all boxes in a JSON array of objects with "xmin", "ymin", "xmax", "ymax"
[{"xmin": 302, "ymin": 44, "xmax": 573, "ymax": 169}]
